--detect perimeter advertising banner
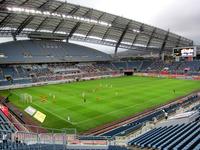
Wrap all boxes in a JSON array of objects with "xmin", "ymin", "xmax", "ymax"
[
  {"xmin": 134, "ymin": 73, "xmax": 200, "ymax": 80},
  {"xmin": 0, "ymin": 105, "xmax": 9, "ymax": 117},
  {"xmin": 33, "ymin": 111, "xmax": 46, "ymax": 123},
  {"xmin": 24, "ymin": 106, "xmax": 36, "ymax": 116}
]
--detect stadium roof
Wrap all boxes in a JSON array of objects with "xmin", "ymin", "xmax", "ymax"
[{"xmin": 0, "ymin": 0, "xmax": 193, "ymax": 55}]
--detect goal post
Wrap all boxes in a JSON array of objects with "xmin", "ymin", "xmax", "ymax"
[{"xmin": 20, "ymin": 93, "xmax": 32, "ymax": 103}]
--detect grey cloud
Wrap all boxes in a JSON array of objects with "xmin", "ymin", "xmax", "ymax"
[{"xmin": 151, "ymin": 0, "xmax": 200, "ymax": 44}]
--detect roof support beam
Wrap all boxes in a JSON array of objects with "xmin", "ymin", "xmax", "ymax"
[
  {"xmin": 52, "ymin": 19, "xmax": 65, "ymax": 33},
  {"xmin": 0, "ymin": 14, "xmax": 14, "ymax": 29},
  {"xmin": 15, "ymin": 16, "xmax": 33, "ymax": 35},
  {"xmin": 159, "ymin": 29, "xmax": 170, "ymax": 59},
  {"xmin": 66, "ymin": 22, "xmax": 81, "ymax": 42},
  {"xmin": 11, "ymin": 32, "xmax": 16, "ymax": 41},
  {"xmin": 0, "ymin": 0, "xmax": 6, "ymax": 5},
  {"xmin": 0, "ymin": 0, "xmax": 32, "ymax": 28},
  {"xmin": 175, "ymin": 36, "xmax": 181, "ymax": 47},
  {"xmin": 69, "ymin": 6, "xmax": 80, "ymax": 15},
  {"xmin": 52, "ymin": 5, "xmax": 80, "ymax": 34},
  {"xmin": 102, "ymin": 16, "xmax": 118, "ymax": 41},
  {"xmin": 20, "ymin": 0, "xmax": 31, "ymax": 6},
  {"xmin": 66, "ymin": 8, "xmax": 92, "ymax": 42},
  {"xmin": 57, "ymin": 5, "xmax": 81, "ymax": 37},
  {"xmin": 190, "ymin": 41, "xmax": 193, "ymax": 46},
  {"xmin": 35, "ymin": 3, "xmax": 63, "ymax": 31},
  {"xmin": 85, "ymin": 24, "xmax": 96, "ymax": 38},
  {"xmin": 0, "ymin": 1, "xmax": 193, "ymax": 50},
  {"xmin": 0, "ymin": 0, "xmax": 51, "ymax": 33},
  {"xmin": 114, "ymin": 21, "xmax": 131, "ymax": 57},
  {"xmin": 0, "ymin": 0, "xmax": 6, "ymax": 14},
  {"xmin": 35, "ymin": 17, "xmax": 48, "ymax": 31},
  {"xmin": 36, "ymin": 0, "xmax": 51, "ymax": 10},
  {"xmin": 102, "ymin": 28, "xmax": 110, "ymax": 40},
  {"xmin": 131, "ymin": 23, "xmax": 144, "ymax": 48},
  {"xmin": 146, "ymin": 27, "xmax": 156, "ymax": 49},
  {"xmin": 85, "ymin": 13, "xmax": 105, "ymax": 39}
]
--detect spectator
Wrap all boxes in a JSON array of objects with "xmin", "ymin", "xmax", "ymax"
[{"xmin": 2, "ymin": 133, "xmax": 8, "ymax": 148}]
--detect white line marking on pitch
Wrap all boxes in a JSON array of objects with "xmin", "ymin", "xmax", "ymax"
[{"xmin": 33, "ymin": 103, "xmax": 77, "ymax": 125}]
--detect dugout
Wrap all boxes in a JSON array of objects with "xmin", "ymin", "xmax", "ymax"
[{"xmin": 123, "ymin": 70, "xmax": 134, "ymax": 76}]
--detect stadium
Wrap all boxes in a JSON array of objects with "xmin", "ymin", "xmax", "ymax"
[{"xmin": 0, "ymin": 0, "xmax": 200, "ymax": 149}]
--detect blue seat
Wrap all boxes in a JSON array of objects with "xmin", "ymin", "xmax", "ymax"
[{"xmin": 182, "ymin": 134, "xmax": 200, "ymax": 150}]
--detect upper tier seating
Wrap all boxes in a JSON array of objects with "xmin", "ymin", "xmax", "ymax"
[{"xmin": 0, "ymin": 40, "xmax": 112, "ymax": 64}]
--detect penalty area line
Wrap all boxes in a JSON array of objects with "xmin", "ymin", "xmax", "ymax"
[{"xmin": 32, "ymin": 103, "xmax": 78, "ymax": 125}]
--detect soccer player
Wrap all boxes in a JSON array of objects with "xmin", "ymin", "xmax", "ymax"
[
  {"xmin": 82, "ymin": 92, "xmax": 86, "ymax": 103},
  {"xmin": 52, "ymin": 94, "xmax": 56, "ymax": 103},
  {"xmin": 67, "ymin": 116, "xmax": 70, "ymax": 121},
  {"xmin": 173, "ymin": 89, "xmax": 176, "ymax": 94}
]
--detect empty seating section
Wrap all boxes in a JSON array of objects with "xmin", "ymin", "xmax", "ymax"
[
  {"xmin": 112, "ymin": 62, "xmax": 127, "ymax": 69},
  {"xmin": 16, "ymin": 66, "xmax": 29, "ymax": 78},
  {"xmin": 1, "ymin": 67, "xmax": 17, "ymax": 78},
  {"xmin": 110, "ymin": 60, "xmax": 200, "ymax": 74},
  {"xmin": 0, "ymin": 63, "xmax": 118, "ymax": 85},
  {"xmin": 102, "ymin": 105, "xmax": 178, "ymax": 137},
  {"xmin": 164, "ymin": 60, "xmax": 200, "ymax": 74},
  {"xmin": 148, "ymin": 61, "xmax": 165, "ymax": 72},
  {"xmin": 0, "ymin": 68, "xmax": 3, "ymax": 80},
  {"xmin": 191, "ymin": 103, "xmax": 200, "ymax": 111},
  {"xmin": 115, "ymin": 124, "xmax": 143, "ymax": 136},
  {"xmin": 140, "ymin": 60, "xmax": 153, "ymax": 71},
  {"xmin": 94, "ymin": 62, "xmax": 115, "ymax": 71},
  {"xmin": 0, "ymin": 80, "xmax": 11, "ymax": 86},
  {"xmin": 167, "ymin": 62, "xmax": 182, "ymax": 73},
  {"xmin": 127, "ymin": 61, "xmax": 142, "ymax": 69},
  {"xmin": 129, "ymin": 122, "xmax": 200, "ymax": 149},
  {"xmin": 127, "ymin": 95, "xmax": 200, "ymax": 149},
  {"xmin": 0, "ymin": 40, "xmax": 112, "ymax": 63},
  {"xmin": 182, "ymin": 95, "xmax": 199, "ymax": 107}
]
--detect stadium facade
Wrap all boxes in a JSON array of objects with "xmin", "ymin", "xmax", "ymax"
[{"xmin": 0, "ymin": 0, "xmax": 200, "ymax": 150}]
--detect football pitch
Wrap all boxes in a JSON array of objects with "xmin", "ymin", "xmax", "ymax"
[{"xmin": 1, "ymin": 76, "xmax": 200, "ymax": 132}]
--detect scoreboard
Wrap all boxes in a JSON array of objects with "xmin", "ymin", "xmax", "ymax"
[{"xmin": 173, "ymin": 47, "xmax": 197, "ymax": 57}]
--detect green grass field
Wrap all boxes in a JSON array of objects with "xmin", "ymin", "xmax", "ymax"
[{"xmin": 0, "ymin": 76, "xmax": 200, "ymax": 132}]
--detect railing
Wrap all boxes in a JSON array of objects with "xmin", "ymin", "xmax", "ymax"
[{"xmin": 0, "ymin": 121, "xmax": 110, "ymax": 150}]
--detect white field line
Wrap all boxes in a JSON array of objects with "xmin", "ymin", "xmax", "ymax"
[
  {"xmin": 10, "ymin": 91, "xmax": 77, "ymax": 125},
  {"xmin": 33, "ymin": 103, "xmax": 77, "ymax": 125},
  {"xmin": 10, "ymin": 83, "xmax": 185, "ymax": 126},
  {"xmin": 76, "ymin": 94, "xmax": 166, "ymax": 124},
  {"xmin": 75, "ymin": 90, "xmax": 185, "ymax": 124}
]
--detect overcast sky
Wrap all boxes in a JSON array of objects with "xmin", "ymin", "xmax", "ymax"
[{"xmin": 67, "ymin": 0, "xmax": 200, "ymax": 45}]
